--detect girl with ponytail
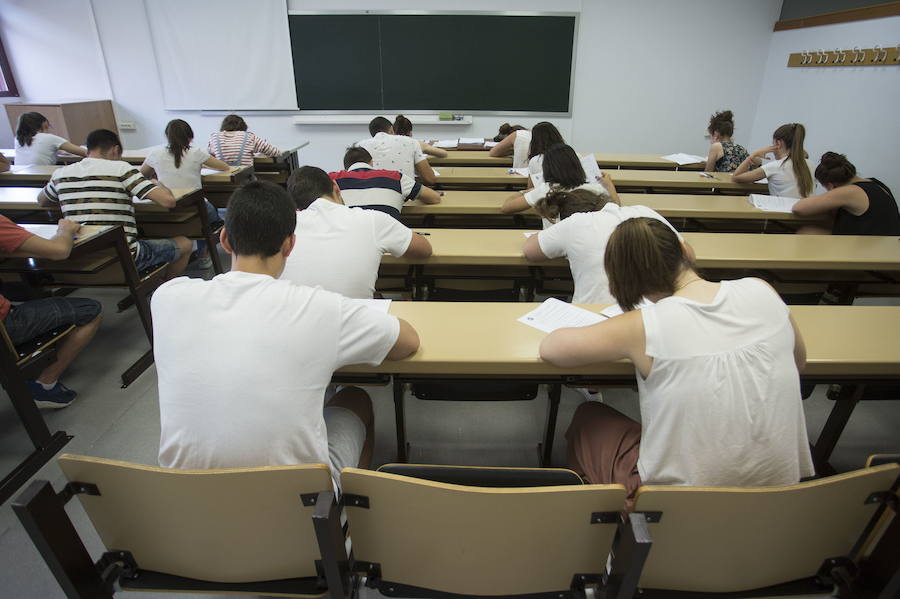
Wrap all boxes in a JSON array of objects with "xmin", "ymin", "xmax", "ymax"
[
  {"xmin": 393, "ymin": 115, "xmax": 449, "ymax": 158},
  {"xmin": 732, "ymin": 123, "xmax": 815, "ymax": 198},
  {"xmin": 13, "ymin": 111, "xmax": 87, "ymax": 166},
  {"xmin": 540, "ymin": 217, "xmax": 813, "ymax": 505}
]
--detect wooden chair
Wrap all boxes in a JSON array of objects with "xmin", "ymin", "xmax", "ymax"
[
  {"xmin": 608, "ymin": 462, "xmax": 900, "ymax": 598},
  {"xmin": 13, "ymin": 454, "xmax": 347, "ymax": 598},
  {"xmin": 340, "ymin": 467, "xmax": 627, "ymax": 598},
  {"xmin": 377, "ymin": 463, "xmax": 583, "ymax": 487}
]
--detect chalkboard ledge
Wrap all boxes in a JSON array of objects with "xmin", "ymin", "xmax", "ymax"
[{"xmin": 293, "ymin": 114, "xmax": 473, "ymax": 126}]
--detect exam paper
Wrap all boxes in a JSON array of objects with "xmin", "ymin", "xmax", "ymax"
[
  {"xmin": 484, "ymin": 141, "xmax": 499, "ymax": 148},
  {"xmin": 509, "ymin": 167, "xmax": 529, "ymax": 176},
  {"xmin": 458, "ymin": 138, "xmax": 485, "ymax": 145},
  {"xmin": 350, "ymin": 298, "xmax": 392, "ymax": 313},
  {"xmin": 434, "ymin": 140, "xmax": 458, "ymax": 148},
  {"xmin": 599, "ymin": 298, "xmax": 653, "ymax": 319},
  {"xmin": 517, "ymin": 298, "xmax": 604, "ymax": 333},
  {"xmin": 432, "ymin": 168, "xmax": 441, "ymax": 176},
  {"xmin": 523, "ymin": 231, "xmax": 537, "ymax": 238},
  {"xmin": 580, "ymin": 154, "xmax": 603, "ymax": 183},
  {"xmin": 748, "ymin": 193, "xmax": 799, "ymax": 213},
  {"xmin": 661, "ymin": 153, "xmax": 706, "ymax": 165},
  {"xmin": 23, "ymin": 224, "xmax": 64, "ymax": 240}
]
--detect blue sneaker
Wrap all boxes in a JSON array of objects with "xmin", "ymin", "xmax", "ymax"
[{"xmin": 28, "ymin": 381, "xmax": 77, "ymax": 409}]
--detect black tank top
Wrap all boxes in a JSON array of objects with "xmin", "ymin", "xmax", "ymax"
[{"xmin": 832, "ymin": 178, "xmax": 900, "ymax": 235}]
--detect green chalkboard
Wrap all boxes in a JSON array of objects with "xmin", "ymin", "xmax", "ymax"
[{"xmin": 289, "ymin": 14, "xmax": 576, "ymax": 112}]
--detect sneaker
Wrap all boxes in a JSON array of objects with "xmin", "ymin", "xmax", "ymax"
[
  {"xmin": 574, "ymin": 387, "xmax": 603, "ymax": 403},
  {"xmin": 28, "ymin": 381, "xmax": 77, "ymax": 409}
]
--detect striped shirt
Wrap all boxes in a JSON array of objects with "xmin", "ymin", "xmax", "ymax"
[
  {"xmin": 207, "ymin": 131, "xmax": 281, "ymax": 166},
  {"xmin": 43, "ymin": 158, "xmax": 157, "ymax": 255},
  {"xmin": 331, "ymin": 162, "xmax": 422, "ymax": 219}
]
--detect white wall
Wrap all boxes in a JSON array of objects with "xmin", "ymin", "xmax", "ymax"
[{"xmin": 749, "ymin": 16, "xmax": 900, "ymax": 197}]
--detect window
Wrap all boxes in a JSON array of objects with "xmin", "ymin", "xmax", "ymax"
[{"xmin": 0, "ymin": 36, "xmax": 19, "ymax": 98}]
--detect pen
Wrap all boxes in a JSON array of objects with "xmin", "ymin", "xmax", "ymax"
[
  {"xmin": 700, "ymin": 173, "xmax": 714, "ymax": 179},
  {"xmin": 416, "ymin": 232, "xmax": 431, "ymax": 236}
]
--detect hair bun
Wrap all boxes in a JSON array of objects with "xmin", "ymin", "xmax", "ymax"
[
  {"xmin": 718, "ymin": 110, "xmax": 734, "ymax": 121},
  {"xmin": 820, "ymin": 151, "xmax": 845, "ymax": 165}
]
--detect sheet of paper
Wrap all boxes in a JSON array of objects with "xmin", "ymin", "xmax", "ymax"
[
  {"xmin": 509, "ymin": 167, "xmax": 529, "ymax": 176},
  {"xmin": 434, "ymin": 139, "xmax": 458, "ymax": 149},
  {"xmin": 517, "ymin": 298, "xmax": 604, "ymax": 333},
  {"xmin": 458, "ymin": 138, "xmax": 485, "ymax": 145},
  {"xmin": 580, "ymin": 154, "xmax": 603, "ymax": 183},
  {"xmin": 22, "ymin": 224, "xmax": 62, "ymax": 240},
  {"xmin": 599, "ymin": 298, "xmax": 653, "ymax": 319},
  {"xmin": 484, "ymin": 141, "xmax": 499, "ymax": 148},
  {"xmin": 200, "ymin": 167, "xmax": 236, "ymax": 177},
  {"xmin": 350, "ymin": 298, "xmax": 392, "ymax": 313},
  {"xmin": 523, "ymin": 231, "xmax": 537, "ymax": 238},
  {"xmin": 432, "ymin": 168, "xmax": 441, "ymax": 176},
  {"xmin": 748, "ymin": 193, "xmax": 799, "ymax": 213},
  {"xmin": 661, "ymin": 153, "xmax": 706, "ymax": 165},
  {"xmin": 530, "ymin": 172, "xmax": 545, "ymax": 187}
]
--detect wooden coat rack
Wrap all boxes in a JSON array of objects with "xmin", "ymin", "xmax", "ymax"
[{"xmin": 788, "ymin": 46, "xmax": 900, "ymax": 67}]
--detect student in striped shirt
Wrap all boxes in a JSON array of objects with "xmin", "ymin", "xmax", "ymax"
[
  {"xmin": 37, "ymin": 129, "xmax": 193, "ymax": 279},
  {"xmin": 207, "ymin": 114, "xmax": 281, "ymax": 167}
]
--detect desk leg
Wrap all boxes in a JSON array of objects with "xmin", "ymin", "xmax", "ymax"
[
  {"xmin": 197, "ymin": 198, "xmax": 223, "ymax": 275},
  {"xmin": 393, "ymin": 380, "xmax": 407, "ymax": 463},
  {"xmin": 112, "ymin": 233, "xmax": 156, "ymax": 386},
  {"xmin": 542, "ymin": 384, "xmax": 562, "ymax": 467},
  {"xmin": 812, "ymin": 384, "xmax": 863, "ymax": 475}
]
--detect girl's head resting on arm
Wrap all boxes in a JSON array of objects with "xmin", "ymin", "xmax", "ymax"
[
  {"xmin": 534, "ymin": 187, "xmax": 610, "ymax": 222},
  {"xmin": 605, "ymin": 218, "xmax": 695, "ymax": 311},
  {"xmin": 814, "ymin": 151, "xmax": 857, "ymax": 191},
  {"xmin": 493, "ymin": 122, "xmax": 526, "ymax": 142},
  {"xmin": 393, "ymin": 115, "xmax": 413, "ymax": 137},
  {"xmin": 165, "ymin": 119, "xmax": 194, "ymax": 168},
  {"xmin": 772, "ymin": 123, "xmax": 813, "ymax": 197},
  {"xmin": 16, "ymin": 112, "xmax": 49, "ymax": 147},
  {"xmin": 706, "ymin": 110, "xmax": 735, "ymax": 142},
  {"xmin": 528, "ymin": 121, "xmax": 564, "ymax": 159},
  {"xmin": 542, "ymin": 143, "xmax": 586, "ymax": 189},
  {"xmin": 220, "ymin": 114, "xmax": 248, "ymax": 132}
]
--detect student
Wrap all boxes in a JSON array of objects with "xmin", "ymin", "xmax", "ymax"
[
  {"xmin": 14, "ymin": 112, "xmax": 87, "ymax": 166},
  {"xmin": 393, "ymin": 115, "xmax": 449, "ymax": 158},
  {"xmin": 732, "ymin": 123, "xmax": 814, "ymax": 198},
  {"xmin": 703, "ymin": 110, "xmax": 748, "ymax": 172},
  {"xmin": 282, "ymin": 166, "xmax": 432, "ymax": 298},
  {"xmin": 357, "ymin": 117, "xmax": 435, "ymax": 185},
  {"xmin": 792, "ymin": 152, "xmax": 900, "ymax": 236},
  {"xmin": 0, "ymin": 216, "xmax": 101, "ymax": 407},
  {"xmin": 526, "ymin": 121, "xmax": 565, "ymax": 177},
  {"xmin": 0, "ymin": 152, "xmax": 9, "ymax": 173},
  {"xmin": 207, "ymin": 114, "xmax": 281, "ymax": 167},
  {"xmin": 331, "ymin": 146, "xmax": 441, "ymax": 219},
  {"xmin": 523, "ymin": 188, "xmax": 677, "ymax": 304},
  {"xmin": 153, "ymin": 181, "xmax": 420, "ymax": 489},
  {"xmin": 38, "ymin": 129, "xmax": 192, "ymax": 279},
  {"xmin": 540, "ymin": 218, "xmax": 813, "ymax": 505},
  {"xmin": 492, "ymin": 122, "xmax": 526, "ymax": 143},
  {"xmin": 488, "ymin": 124, "xmax": 532, "ymax": 168}
]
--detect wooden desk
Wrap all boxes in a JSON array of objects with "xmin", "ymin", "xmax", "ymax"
[
  {"xmin": 0, "ymin": 164, "xmax": 252, "ymax": 189},
  {"xmin": 429, "ymin": 152, "xmax": 704, "ymax": 170}
]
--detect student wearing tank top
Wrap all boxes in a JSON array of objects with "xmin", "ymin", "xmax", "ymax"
[
  {"xmin": 792, "ymin": 151, "xmax": 900, "ymax": 236},
  {"xmin": 732, "ymin": 123, "xmax": 814, "ymax": 198},
  {"xmin": 703, "ymin": 110, "xmax": 748, "ymax": 172},
  {"xmin": 14, "ymin": 112, "xmax": 87, "ymax": 166},
  {"xmin": 488, "ymin": 124, "xmax": 532, "ymax": 169},
  {"xmin": 540, "ymin": 218, "xmax": 813, "ymax": 508}
]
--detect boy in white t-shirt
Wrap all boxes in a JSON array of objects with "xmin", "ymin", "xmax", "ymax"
[
  {"xmin": 282, "ymin": 166, "xmax": 432, "ymax": 298},
  {"xmin": 152, "ymin": 181, "xmax": 420, "ymax": 487}
]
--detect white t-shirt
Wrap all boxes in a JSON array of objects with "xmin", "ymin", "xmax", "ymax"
[
  {"xmin": 144, "ymin": 145, "xmax": 211, "ymax": 190},
  {"xmin": 281, "ymin": 198, "xmax": 413, "ymax": 299},
  {"xmin": 14, "ymin": 132, "xmax": 67, "ymax": 166},
  {"xmin": 528, "ymin": 154, "xmax": 544, "ymax": 177},
  {"xmin": 761, "ymin": 157, "xmax": 815, "ymax": 198},
  {"xmin": 357, "ymin": 132, "xmax": 427, "ymax": 178},
  {"xmin": 512, "ymin": 130, "xmax": 532, "ymax": 169},
  {"xmin": 538, "ymin": 204, "xmax": 679, "ymax": 303},
  {"xmin": 153, "ymin": 271, "xmax": 400, "ymax": 472},
  {"xmin": 636, "ymin": 278, "xmax": 815, "ymax": 487}
]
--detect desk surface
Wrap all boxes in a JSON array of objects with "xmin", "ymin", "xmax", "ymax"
[
  {"xmin": 2, "ymin": 144, "xmax": 308, "ymax": 166},
  {"xmin": 0, "ymin": 186, "xmax": 202, "ymax": 212},
  {"xmin": 430, "ymin": 151, "xmax": 704, "ymax": 170},
  {"xmin": 383, "ymin": 229, "xmax": 900, "ymax": 271},
  {"xmin": 340, "ymin": 303, "xmax": 900, "ymax": 377},
  {"xmin": 1, "ymin": 164, "xmax": 249, "ymax": 185},
  {"xmin": 20, "ymin": 223, "xmax": 112, "ymax": 246}
]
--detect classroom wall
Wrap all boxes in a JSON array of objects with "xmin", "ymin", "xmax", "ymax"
[{"xmin": 749, "ymin": 15, "xmax": 900, "ymax": 199}]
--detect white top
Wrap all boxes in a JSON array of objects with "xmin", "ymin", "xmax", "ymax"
[
  {"xmin": 761, "ymin": 157, "xmax": 815, "ymax": 198},
  {"xmin": 636, "ymin": 278, "xmax": 815, "ymax": 487},
  {"xmin": 144, "ymin": 145, "xmax": 211, "ymax": 190},
  {"xmin": 538, "ymin": 204, "xmax": 678, "ymax": 303},
  {"xmin": 358, "ymin": 132, "xmax": 427, "ymax": 178},
  {"xmin": 14, "ymin": 132, "xmax": 67, "ymax": 166},
  {"xmin": 154, "ymin": 271, "xmax": 400, "ymax": 472},
  {"xmin": 528, "ymin": 154, "xmax": 544, "ymax": 177},
  {"xmin": 512, "ymin": 130, "xmax": 532, "ymax": 169},
  {"xmin": 281, "ymin": 198, "xmax": 413, "ymax": 299}
]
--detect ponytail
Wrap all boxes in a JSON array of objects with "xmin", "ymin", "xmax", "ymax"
[
  {"xmin": 16, "ymin": 112, "xmax": 48, "ymax": 147},
  {"xmin": 164, "ymin": 119, "xmax": 193, "ymax": 169},
  {"xmin": 534, "ymin": 187, "xmax": 608, "ymax": 222},
  {"xmin": 773, "ymin": 123, "xmax": 813, "ymax": 197},
  {"xmin": 394, "ymin": 115, "xmax": 413, "ymax": 137}
]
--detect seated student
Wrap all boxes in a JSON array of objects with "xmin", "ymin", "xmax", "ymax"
[
  {"xmin": 488, "ymin": 123, "xmax": 531, "ymax": 168},
  {"xmin": 282, "ymin": 166, "xmax": 432, "ymax": 298},
  {"xmin": 526, "ymin": 121, "xmax": 565, "ymax": 177},
  {"xmin": 38, "ymin": 129, "xmax": 192, "ymax": 280},
  {"xmin": 523, "ymin": 188, "xmax": 677, "ymax": 304},
  {"xmin": 153, "ymin": 181, "xmax": 420, "ymax": 488},
  {"xmin": 207, "ymin": 114, "xmax": 281, "ymax": 167},
  {"xmin": 332, "ymin": 146, "xmax": 441, "ymax": 219},
  {"xmin": 14, "ymin": 112, "xmax": 87, "ymax": 166},
  {"xmin": 0, "ymin": 216, "xmax": 101, "ymax": 407},
  {"xmin": 540, "ymin": 218, "xmax": 813, "ymax": 506},
  {"xmin": 792, "ymin": 152, "xmax": 900, "ymax": 236},
  {"xmin": 704, "ymin": 110, "xmax": 748, "ymax": 172},
  {"xmin": 0, "ymin": 152, "xmax": 9, "ymax": 173},
  {"xmin": 393, "ymin": 115, "xmax": 448, "ymax": 158},
  {"xmin": 732, "ymin": 123, "xmax": 814, "ymax": 198},
  {"xmin": 357, "ymin": 117, "xmax": 435, "ymax": 185}
]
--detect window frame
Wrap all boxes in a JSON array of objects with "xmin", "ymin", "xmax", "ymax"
[{"xmin": 0, "ymin": 35, "xmax": 20, "ymax": 98}]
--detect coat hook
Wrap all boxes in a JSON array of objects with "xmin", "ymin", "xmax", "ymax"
[{"xmin": 873, "ymin": 45, "xmax": 882, "ymax": 63}]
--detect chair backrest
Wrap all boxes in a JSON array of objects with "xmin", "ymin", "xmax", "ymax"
[
  {"xmin": 341, "ymin": 467, "xmax": 625, "ymax": 596},
  {"xmin": 57, "ymin": 454, "xmax": 333, "ymax": 584},
  {"xmin": 632, "ymin": 463, "xmax": 900, "ymax": 593},
  {"xmin": 377, "ymin": 463, "xmax": 583, "ymax": 487}
]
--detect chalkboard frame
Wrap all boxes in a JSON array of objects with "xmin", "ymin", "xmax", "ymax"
[{"xmin": 287, "ymin": 10, "xmax": 580, "ymax": 116}]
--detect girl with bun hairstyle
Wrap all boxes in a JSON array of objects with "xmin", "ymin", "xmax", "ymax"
[
  {"xmin": 489, "ymin": 123, "xmax": 532, "ymax": 168},
  {"xmin": 732, "ymin": 123, "xmax": 814, "ymax": 198},
  {"xmin": 704, "ymin": 110, "xmax": 748, "ymax": 172},
  {"xmin": 14, "ymin": 112, "xmax": 87, "ymax": 166},
  {"xmin": 792, "ymin": 152, "xmax": 900, "ymax": 235},
  {"xmin": 393, "ymin": 115, "xmax": 448, "ymax": 158},
  {"xmin": 540, "ymin": 217, "xmax": 813, "ymax": 505}
]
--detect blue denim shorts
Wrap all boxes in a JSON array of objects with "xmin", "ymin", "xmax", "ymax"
[
  {"xmin": 4, "ymin": 297, "xmax": 101, "ymax": 345},
  {"xmin": 135, "ymin": 238, "xmax": 181, "ymax": 272}
]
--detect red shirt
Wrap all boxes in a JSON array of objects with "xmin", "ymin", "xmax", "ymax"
[{"xmin": 0, "ymin": 216, "xmax": 34, "ymax": 319}]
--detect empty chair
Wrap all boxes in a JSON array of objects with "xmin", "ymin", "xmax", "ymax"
[{"xmin": 378, "ymin": 463, "xmax": 583, "ymax": 487}]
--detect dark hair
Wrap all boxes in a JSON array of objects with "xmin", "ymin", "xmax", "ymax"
[
  {"xmin": 369, "ymin": 117, "xmax": 393, "ymax": 137},
  {"xmin": 16, "ymin": 112, "xmax": 48, "ymax": 147},
  {"xmin": 605, "ymin": 218, "xmax": 693, "ymax": 312},
  {"xmin": 225, "ymin": 181, "xmax": 297, "ymax": 257},
  {"xmin": 394, "ymin": 115, "xmax": 413, "ymax": 137},
  {"xmin": 493, "ymin": 123, "xmax": 526, "ymax": 142},
  {"xmin": 220, "ymin": 114, "xmax": 248, "ymax": 132},
  {"xmin": 165, "ymin": 119, "xmax": 193, "ymax": 169},
  {"xmin": 707, "ymin": 110, "xmax": 735, "ymax": 138},
  {"xmin": 287, "ymin": 166, "xmax": 334, "ymax": 210},
  {"xmin": 815, "ymin": 151, "xmax": 857, "ymax": 187},
  {"xmin": 542, "ymin": 144, "xmax": 585, "ymax": 189},
  {"xmin": 343, "ymin": 146, "xmax": 372, "ymax": 169},
  {"xmin": 85, "ymin": 129, "xmax": 122, "ymax": 153},
  {"xmin": 528, "ymin": 122, "xmax": 564, "ymax": 159},
  {"xmin": 772, "ymin": 123, "xmax": 813, "ymax": 197},
  {"xmin": 534, "ymin": 187, "xmax": 609, "ymax": 222}
]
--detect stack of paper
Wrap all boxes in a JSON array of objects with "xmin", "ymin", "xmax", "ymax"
[
  {"xmin": 580, "ymin": 154, "xmax": 603, "ymax": 184},
  {"xmin": 484, "ymin": 141, "xmax": 499, "ymax": 149},
  {"xmin": 748, "ymin": 194, "xmax": 799, "ymax": 213},
  {"xmin": 517, "ymin": 298, "xmax": 604, "ymax": 333},
  {"xmin": 434, "ymin": 140, "xmax": 458, "ymax": 148},
  {"xmin": 458, "ymin": 137, "xmax": 485, "ymax": 145},
  {"xmin": 509, "ymin": 167, "xmax": 529, "ymax": 176},
  {"xmin": 661, "ymin": 153, "xmax": 706, "ymax": 165}
]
